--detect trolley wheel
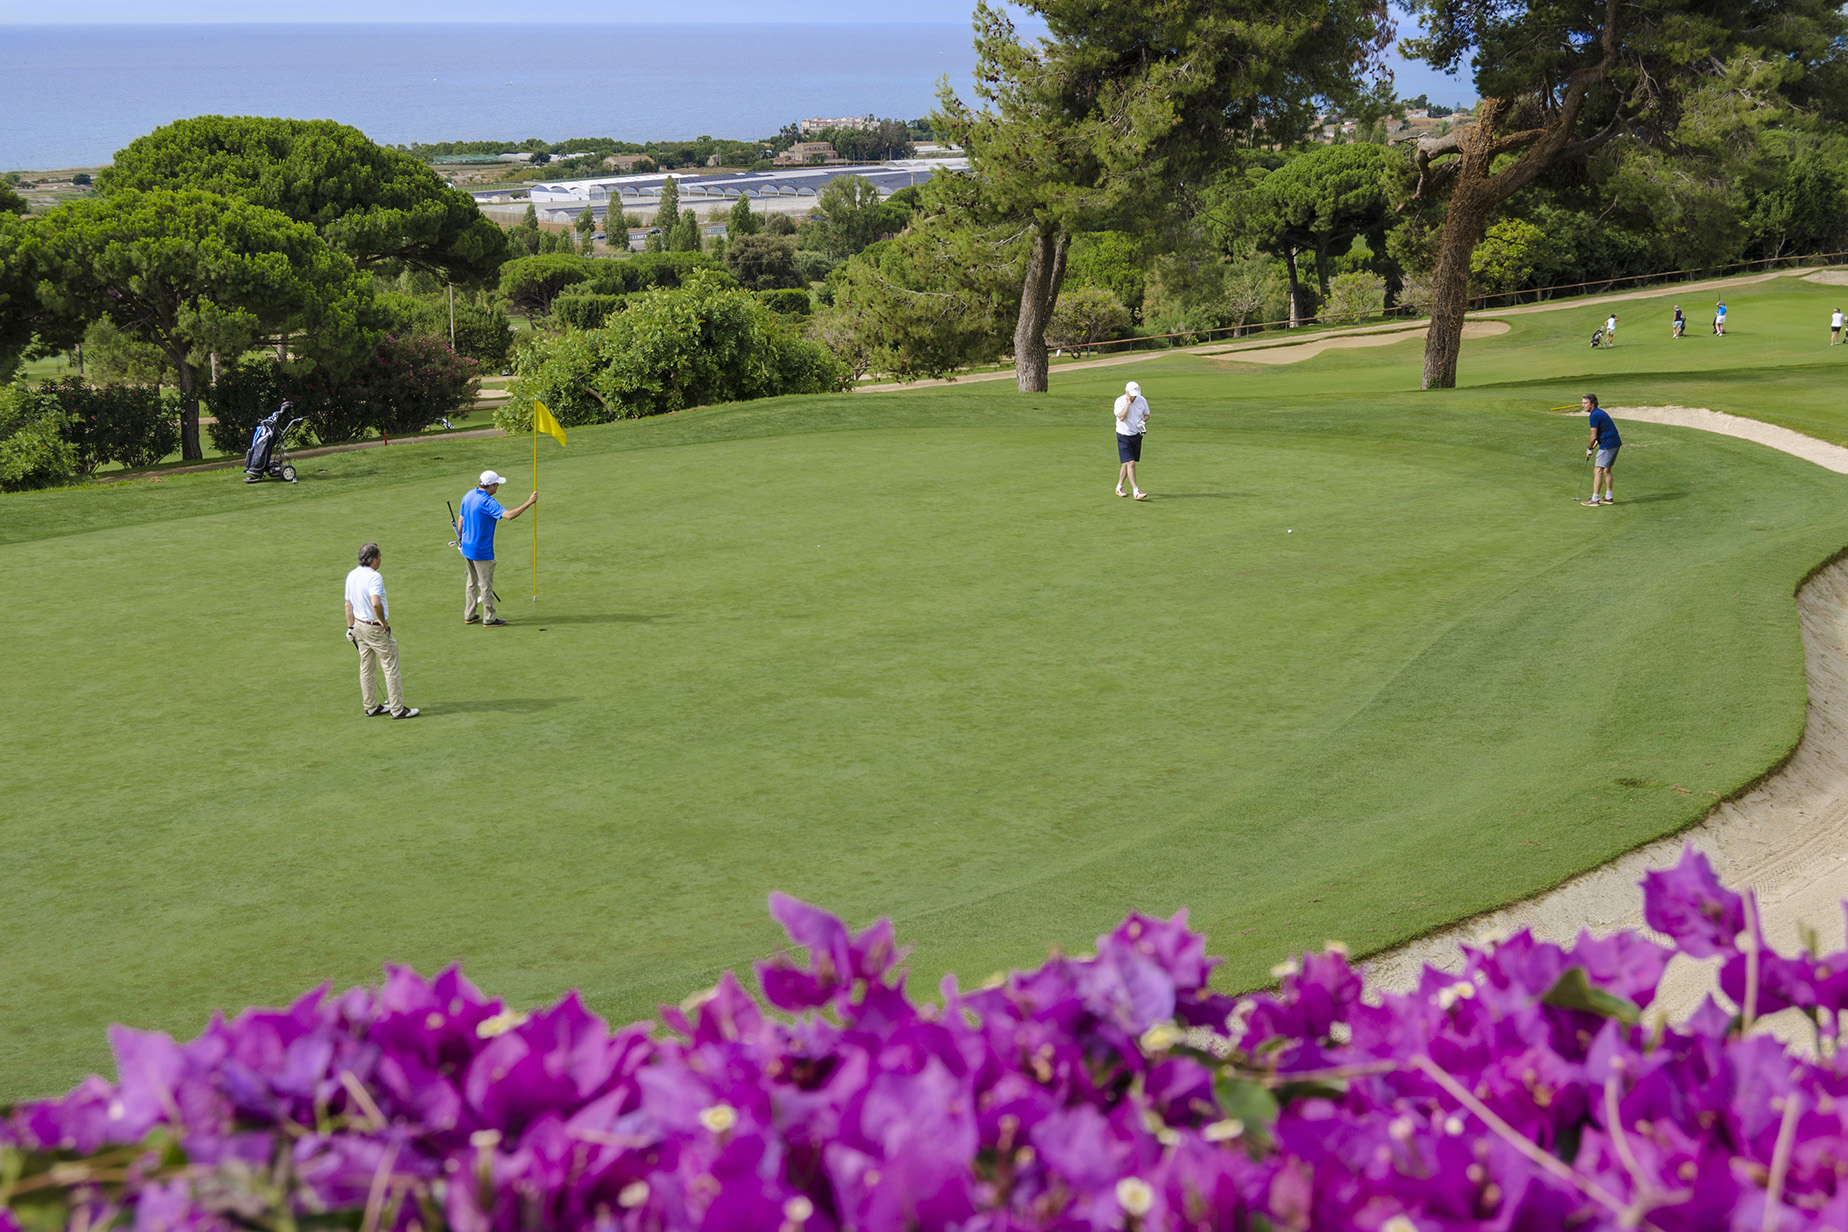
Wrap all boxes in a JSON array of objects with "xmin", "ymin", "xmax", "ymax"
[{"xmin": 280, "ymin": 465, "xmax": 297, "ymax": 483}]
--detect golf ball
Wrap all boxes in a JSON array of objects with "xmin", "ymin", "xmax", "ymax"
[{"xmin": 1287, "ymin": 529, "xmax": 1293, "ymax": 534}]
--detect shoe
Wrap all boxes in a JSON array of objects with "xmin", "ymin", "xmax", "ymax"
[
  {"xmin": 463, "ymin": 615, "xmax": 481, "ymax": 625},
  {"xmin": 391, "ymin": 707, "xmax": 420, "ymax": 719},
  {"xmin": 1602, "ymin": 497, "xmax": 1615, "ymax": 504},
  {"xmin": 1115, "ymin": 488, "xmax": 1127, "ymax": 498},
  {"xmin": 1133, "ymin": 491, "xmax": 1149, "ymax": 500},
  {"xmin": 365, "ymin": 705, "xmax": 390, "ymax": 717},
  {"xmin": 483, "ymin": 618, "xmax": 508, "ymax": 626},
  {"xmin": 1581, "ymin": 499, "xmax": 1603, "ymax": 506}
]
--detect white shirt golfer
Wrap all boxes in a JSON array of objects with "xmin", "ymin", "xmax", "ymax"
[
  {"xmin": 1115, "ymin": 393, "xmax": 1150, "ymax": 435},
  {"xmin": 345, "ymin": 564, "xmax": 388, "ymax": 622}
]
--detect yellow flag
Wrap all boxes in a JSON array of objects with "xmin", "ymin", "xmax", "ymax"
[{"xmin": 533, "ymin": 400, "xmax": 568, "ymax": 448}]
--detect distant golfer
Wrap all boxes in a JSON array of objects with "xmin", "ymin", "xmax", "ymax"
[
  {"xmin": 1603, "ymin": 313, "xmax": 1618, "ymax": 346},
  {"xmin": 456, "ymin": 470, "xmax": 537, "ymax": 626},
  {"xmin": 1832, "ymin": 308, "xmax": 1843, "ymax": 345},
  {"xmin": 1714, "ymin": 299, "xmax": 1727, "ymax": 336},
  {"xmin": 1672, "ymin": 306, "xmax": 1685, "ymax": 338},
  {"xmin": 344, "ymin": 542, "xmax": 418, "ymax": 718},
  {"xmin": 1114, "ymin": 381, "xmax": 1151, "ymax": 500},
  {"xmin": 1581, "ymin": 394, "xmax": 1620, "ymax": 507}
]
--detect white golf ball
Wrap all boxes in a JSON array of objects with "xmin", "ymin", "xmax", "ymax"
[{"xmin": 1287, "ymin": 529, "xmax": 1293, "ymax": 534}]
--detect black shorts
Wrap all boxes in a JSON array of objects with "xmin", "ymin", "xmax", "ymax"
[{"xmin": 1116, "ymin": 433, "xmax": 1143, "ymax": 463}]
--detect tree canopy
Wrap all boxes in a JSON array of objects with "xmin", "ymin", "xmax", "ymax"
[
  {"xmin": 29, "ymin": 188, "xmax": 376, "ymax": 459},
  {"xmin": 937, "ymin": 0, "xmax": 1391, "ymax": 390},
  {"xmin": 1401, "ymin": 0, "xmax": 1848, "ymax": 387},
  {"xmin": 99, "ymin": 116, "xmax": 511, "ymax": 284}
]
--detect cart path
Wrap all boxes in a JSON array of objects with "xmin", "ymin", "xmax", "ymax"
[
  {"xmin": 857, "ymin": 267, "xmax": 1830, "ymax": 392},
  {"xmin": 1370, "ymin": 406, "xmax": 1848, "ymax": 1039}
]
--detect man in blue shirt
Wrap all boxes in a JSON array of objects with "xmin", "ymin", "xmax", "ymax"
[
  {"xmin": 456, "ymin": 469, "xmax": 537, "ymax": 625},
  {"xmin": 1581, "ymin": 394, "xmax": 1621, "ymax": 506}
]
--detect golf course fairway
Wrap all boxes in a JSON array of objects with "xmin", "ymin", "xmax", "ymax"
[{"xmin": 7, "ymin": 272, "xmax": 1848, "ymax": 1102}]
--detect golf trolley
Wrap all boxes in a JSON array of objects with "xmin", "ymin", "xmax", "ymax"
[{"xmin": 244, "ymin": 404, "xmax": 305, "ymax": 484}]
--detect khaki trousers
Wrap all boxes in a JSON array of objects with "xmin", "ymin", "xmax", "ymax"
[
  {"xmin": 352, "ymin": 621, "xmax": 405, "ymax": 713},
  {"xmin": 464, "ymin": 558, "xmax": 497, "ymax": 621}
]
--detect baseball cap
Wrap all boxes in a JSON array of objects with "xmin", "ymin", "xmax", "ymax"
[
  {"xmin": 480, "ymin": 470, "xmax": 507, "ymax": 486},
  {"xmin": 1125, "ymin": 381, "xmax": 1141, "ymax": 396}
]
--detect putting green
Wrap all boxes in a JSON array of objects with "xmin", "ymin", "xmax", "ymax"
[{"xmin": 6, "ymin": 304, "xmax": 1848, "ymax": 1102}]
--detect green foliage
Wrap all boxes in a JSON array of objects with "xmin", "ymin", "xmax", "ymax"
[
  {"xmin": 555, "ymin": 293, "xmax": 628, "ymax": 330},
  {"xmin": 0, "ymin": 215, "xmax": 39, "ymax": 380},
  {"xmin": 1322, "ymin": 270, "xmax": 1387, "ymax": 324},
  {"xmin": 574, "ymin": 206, "xmax": 596, "ymax": 239},
  {"xmin": 756, "ymin": 288, "xmax": 812, "ymax": 317},
  {"xmin": 763, "ymin": 213, "xmax": 797, "ymax": 238},
  {"xmin": 499, "ymin": 273, "xmax": 848, "ymax": 427},
  {"xmin": 812, "ymin": 176, "xmax": 908, "ymax": 258},
  {"xmin": 823, "ymin": 213, "xmax": 1022, "ymax": 380},
  {"xmin": 498, "ymin": 253, "xmax": 590, "ymax": 316},
  {"xmin": 1045, "ymin": 286, "xmax": 1131, "ymax": 349},
  {"xmin": 203, "ymin": 335, "xmax": 479, "ymax": 448},
  {"xmin": 100, "ymin": 116, "xmax": 511, "ymax": 284},
  {"xmin": 727, "ymin": 195, "xmax": 762, "ymax": 239},
  {"xmin": 1063, "ymin": 231, "xmax": 1157, "ymax": 315},
  {"xmin": 40, "ymin": 378, "xmax": 179, "ymax": 472},
  {"xmin": 451, "ymin": 298, "xmax": 514, "ymax": 368},
  {"xmin": 727, "ymin": 235, "xmax": 807, "ymax": 290},
  {"xmin": 669, "ymin": 208, "xmax": 701, "ymax": 253},
  {"xmin": 811, "ymin": 119, "xmax": 916, "ymax": 162},
  {"xmin": 1469, "ymin": 219, "xmax": 1557, "ymax": 296},
  {"xmin": 1207, "ymin": 143, "xmax": 1405, "ymax": 315},
  {"xmin": 656, "ymin": 177, "xmax": 680, "ymax": 229},
  {"xmin": 0, "ymin": 184, "xmax": 25, "ymax": 216},
  {"xmin": 0, "ymin": 380, "xmax": 80, "ymax": 490},
  {"xmin": 29, "ymin": 187, "xmax": 377, "ymax": 458}
]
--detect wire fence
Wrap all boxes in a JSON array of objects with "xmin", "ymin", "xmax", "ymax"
[{"xmin": 1056, "ymin": 246, "xmax": 1848, "ymax": 359}]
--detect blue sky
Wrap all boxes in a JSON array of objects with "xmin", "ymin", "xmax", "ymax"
[{"xmin": 0, "ymin": 1, "xmax": 1472, "ymax": 103}]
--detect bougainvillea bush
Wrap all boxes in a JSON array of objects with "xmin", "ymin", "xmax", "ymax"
[{"xmin": 5, "ymin": 844, "xmax": 1847, "ymax": 1231}]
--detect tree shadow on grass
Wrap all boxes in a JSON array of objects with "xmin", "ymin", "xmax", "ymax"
[
  {"xmin": 1621, "ymin": 491, "xmax": 1688, "ymax": 504},
  {"xmin": 432, "ymin": 697, "xmax": 582, "ymax": 715},
  {"xmin": 1152, "ymin": 492, "xmax": 1251, "ymax": 500}
]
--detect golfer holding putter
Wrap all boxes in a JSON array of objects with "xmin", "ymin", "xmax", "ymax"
[
  {"xmin": 1114, "ymin": 380, "xmax": 1151, "ymax": 499},
  {"xmin": 1581, "ymin": 394, "xmax": 1621, "ymax": 506},
  {"xmin": 456, "ymin": 470, "xmax": 536, "ymax": 625}
]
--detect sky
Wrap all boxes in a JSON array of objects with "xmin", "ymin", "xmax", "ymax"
[{"xmin": 0, "ymin": 1, "xmax": 1472, "ymax": 104}]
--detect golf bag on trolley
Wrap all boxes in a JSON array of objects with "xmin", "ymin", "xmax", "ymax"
[
  {"xmin": 245, "ymin": 403, "xmax": 304, "ymax": 483},
  {"xmin": 1589, "ymin": 328, "xmax": 1604, "ymax": 348}
]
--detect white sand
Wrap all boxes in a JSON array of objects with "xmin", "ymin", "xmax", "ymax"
[
  {"xmin": 1205, "ymin": 320, "xmax": 1509, "ymax": 365},
  {"xmin": 1371, "ymin": 408, "xmax": 1848, "ymax": 1035}
]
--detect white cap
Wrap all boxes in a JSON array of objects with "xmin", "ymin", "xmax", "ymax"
[
  {"xmin": 480, "ymin": 470, "xmax": 507, "ymax": 486},
  {"xmin": 1125, "ymin": 381, "xmax": 1141, "ymax": 396}
]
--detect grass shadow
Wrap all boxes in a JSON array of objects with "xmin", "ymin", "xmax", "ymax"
[
  {"xmin": 533, "ymin": 613, "xmax": 676, "ymax": 625},
  {"xmin": 1621, "ymin": 491, "xmax": 1689, "ymax": 504}
]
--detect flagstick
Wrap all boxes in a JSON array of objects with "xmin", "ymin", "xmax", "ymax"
[{"xmin": 532, "ymin": 418, "xmax": 538, "ymax": 602}]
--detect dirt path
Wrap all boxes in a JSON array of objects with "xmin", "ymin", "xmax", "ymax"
[{"xmin": 1370, "ymin": 408, "xmax": 1848, "ymax": 1035}]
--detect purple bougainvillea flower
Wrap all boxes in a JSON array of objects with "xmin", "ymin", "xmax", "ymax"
[{"xmin": 1642, "ymin": 845, "xmax": 1745, "ymax": 958}]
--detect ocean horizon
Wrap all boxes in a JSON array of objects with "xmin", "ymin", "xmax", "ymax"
[{"xmin": 1, "ymin": 23, "xmax": 982, "ymax": 170}]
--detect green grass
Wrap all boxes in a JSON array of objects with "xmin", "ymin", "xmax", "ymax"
[{"xmin": 6, "ymin": 273, "xmax": 1848, "ymax": 1102}]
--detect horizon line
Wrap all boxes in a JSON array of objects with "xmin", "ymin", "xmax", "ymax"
[{"xmin": 0, "ymin": 17, "xmax": 976, "ymax": 24}]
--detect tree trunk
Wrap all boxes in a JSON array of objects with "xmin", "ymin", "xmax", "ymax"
[
  {"xmin": 1013, "ymin": 224, "xmax": 1068, "ymax": 393},
  {"xmin": 1283, "ymin": 250, "xmax": 1311, "ymax": 326},
  {"xmin": 1314, "ymin": 239, "xmax": 1331, "ymax": 306},
  {"xmin": 177, "ymin": 359, "xmax": 202, "ymax": 460},
  {"xmin": 1420, "ymin": 100, "xmax": 1508, "ymax": 390}
]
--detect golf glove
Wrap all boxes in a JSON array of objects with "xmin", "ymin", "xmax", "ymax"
[{"xmin": 345, "ymin": 627, "xmax": 358, "ymax": 645}]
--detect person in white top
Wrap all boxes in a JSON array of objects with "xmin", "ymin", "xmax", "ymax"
[
  {"xmin": 1831, "ymin": 309, "xmax": 1843, "ymax": 345},
  {"xmin": 1113, "ymin": 380, "xmax": 1151, "ymax": 500},
  {"xmin": 343, "ymin": 542, "xmax": 418, "ymax": 719},
  {"xmin": 1603, "ymin": 314, "xmax": 1618, "ymax": 346}
]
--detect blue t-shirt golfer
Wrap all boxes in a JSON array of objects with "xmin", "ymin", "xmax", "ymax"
[
  {"xmin": 455, "ymin": 469, "xmax": 537, "ymax": 625},
  {"xmin": 1581, "ymin": 396, "xmax": 1621, "ymax": 506}
]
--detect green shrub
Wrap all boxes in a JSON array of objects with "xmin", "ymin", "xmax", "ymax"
[
  {"xmin": 452, "ymin": 300, "xmax": 514, "ymax": 368},
  {"xmin": 555, "ymin": 293, "xmax": 628, "ymax": 330},
  {"xmin": 41, "ymin": 378, "xmax": 179, "ymax": 472},
  {"xmin": 757, "ymin": 288, "xmax": 813, "ymax": 317},
  {"xmin": 203, "ymin": 361, "xmax": 285, "ymax": 456},
  {"xmin": 499, "ymin": 253, "xmax": 592, "ymax": 316},
  {"xmin": 580, "ymin": 251, "xmax": 732, "ymax": 296},
  {"xmin": 0, "ymin": 381, "xmax": 81, "ymax": 491},
  {"xmin": 204, "ymin": 336, "xmax": 480, "ymax": 448},
  {"xmin": 497, "ymin": 271, "xmax": 850, "ymax": 430}
]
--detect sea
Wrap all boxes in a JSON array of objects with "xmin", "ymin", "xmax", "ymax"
[{"xmin": 0, "ymin": 23, "xmax": 984, "ymax": 170}]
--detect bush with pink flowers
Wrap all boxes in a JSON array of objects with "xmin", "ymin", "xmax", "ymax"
[{"xmin": 5, "ymin": 844, "xmax": 1846, "ymax": 1231}]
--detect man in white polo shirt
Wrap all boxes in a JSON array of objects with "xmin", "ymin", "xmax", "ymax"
[
  {"xmin": 343, "ymin": 542, "xmax": 418, "ymax": 719},
  {"xmin": 1114, "ymin": 380, "xmax": 1151, "ymax": 500}
]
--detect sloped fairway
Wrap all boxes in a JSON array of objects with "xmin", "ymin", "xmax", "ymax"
[{"xmin": 5, "ymin": 356, "xmax": 1847, "ymax": 1100}]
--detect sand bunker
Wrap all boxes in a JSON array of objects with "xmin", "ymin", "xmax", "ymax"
[
  {"xmin": 1802, "ymin": 270, "xmax": 1848, "ymax": 287},
  {"xmin": 1210, "ymin": 320, "xmax": 1510, "ymax": 365},
  {"xmin": 1372, "ymin": 409, "xmax": 1848, "ymax": 1036}
]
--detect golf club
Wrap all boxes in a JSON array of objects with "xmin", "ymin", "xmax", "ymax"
[{"xmin": 447, "ymin": 500, "xmax": 501, "ymax": 603}]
